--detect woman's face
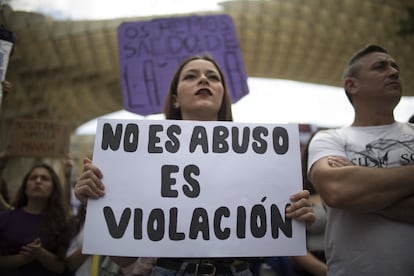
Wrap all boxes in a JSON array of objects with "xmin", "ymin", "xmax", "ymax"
[
  {"xmin": 25, "ymin": 167, "xmax": 54, "ymax": 200},
  {"xmin": 175, "ymin": 59, "xmax": 224, "ymax": 121}
]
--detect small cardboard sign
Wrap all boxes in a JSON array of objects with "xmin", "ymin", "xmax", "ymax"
[{"xmin": 8, "ymin": 119, "xmax": 71, "ymax": 157}]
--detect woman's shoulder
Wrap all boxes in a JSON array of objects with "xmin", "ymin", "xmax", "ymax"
[
  {"xmin": 0, "ymin": 208, "xmax": 40, "ymax": 221},
  {"xmin": 0, "ymin": 208, "xmax": 17, "ymax": 224},
  {"xmin": 0, "ymin": 208, "xmax": 17, "ymax": 216}
]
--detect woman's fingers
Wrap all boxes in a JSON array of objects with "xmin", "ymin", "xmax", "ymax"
[
  {"xmin": 289, "ymin": 190, "xmax": 310, "ymax": 202},
  {"xmin": 75, "ymin": 159, "xmax": 105, "ymax": 204},
  {"xmin": 286, "ymin": 190, "xmax": 315, "ymax": 226}
]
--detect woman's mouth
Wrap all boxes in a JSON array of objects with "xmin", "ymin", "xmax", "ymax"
[{"xmin": 195, "ymin": 88, "xmax": 212, "ymax": 96}]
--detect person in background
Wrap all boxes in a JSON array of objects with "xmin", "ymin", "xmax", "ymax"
[
  {"xmin": 74, "ymin": 54, "xmax": 316, "ymax": 276},
  {"xmin": 63, "ymin": 154, "xmax": 95, "ymax": 276},
  {"xmin": 65, "ymin": 203, "xmax": 93, "ymax": 276},
  {"xmin": 62, "ymin": 156, "xmax": 75, "ymax": 207},
  {"xmin": 0, "ymin": 150, "xmax": 11, "ymax": 211},
  {"xmin": 290, "ymin": 132, "xmax": 328, "ymax": 276},
  {"xmin": 121, "ymin": 257, "xmax": 158, "ymax": 276},
  {"xmin": 1, "ymin": 80, "xmax": 12, "ymax": 111},
  {"xmin": 307, "ymin": 44, "xmax": 414, "ymax": 275},
  {"xmin": 1, "ymin": 80, "xmax": 12, "ymax": 99},
  {"xmin": 0, "ymin": 80, "xmax": 12, "ymax": 210},
  {"xmin": 0, "ymin": 163, "xmax": 73, "ymax": 275}
]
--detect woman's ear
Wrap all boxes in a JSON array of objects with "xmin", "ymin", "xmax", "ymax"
[{"xmin": 172, "ymin": 95, "xmax": 179, "ymax": 109}]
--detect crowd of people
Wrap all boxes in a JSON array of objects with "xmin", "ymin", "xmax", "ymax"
[{"xmin": 0, "ymin": 44, "xmax": 413, "ymax": 276}]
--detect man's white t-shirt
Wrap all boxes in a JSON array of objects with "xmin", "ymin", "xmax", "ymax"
[{"xmin": 308, "ymin": 122, "xmax": 414, "ymax": 276}]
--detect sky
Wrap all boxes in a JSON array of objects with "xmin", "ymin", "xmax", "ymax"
[{"xmin": 6, "ymin": 0, "xmax": 414, "ymax": 134}]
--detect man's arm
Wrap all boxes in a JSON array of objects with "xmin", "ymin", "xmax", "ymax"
[
  {"xmin": 309, "ymin": 156, "xmax": 414, "ymax": 213},
  {"xmin": 375, "ymin": 195, "xmax": 414, "ymax": 224}
]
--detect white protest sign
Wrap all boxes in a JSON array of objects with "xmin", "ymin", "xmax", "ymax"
[
  {"xmin": 0, "ymin": 39, "xmax": 13, "ymax": 109},
  {"xmin": 0, "ymin": 39, "xmax": 13, "ymax": 81},
  {"xmin": 83, "ymin": 119, "xmax": 306, "ymax": 257}
]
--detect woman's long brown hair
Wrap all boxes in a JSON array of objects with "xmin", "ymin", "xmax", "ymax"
[
  {"xmin": 163, "ymin": 54, "xmax": 233, "ymax": 121},
  {"xmin": 13, "ymin": 163, "xmax": 72, "ymax": 258}
]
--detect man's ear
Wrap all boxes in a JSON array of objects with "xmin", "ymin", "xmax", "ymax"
[{"xmin": 344, "ymin": 77, "xmax": 358, "ymax": 96}]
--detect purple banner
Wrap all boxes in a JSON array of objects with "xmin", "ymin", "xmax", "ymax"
[{"xmin": 117, "ymin": 14, "xmax": 249, "ymax": 115}]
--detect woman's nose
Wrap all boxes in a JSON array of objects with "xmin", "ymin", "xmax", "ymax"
[{"xmin": 199, "ymin": 75, "xmax": 208, "ymax": 84}]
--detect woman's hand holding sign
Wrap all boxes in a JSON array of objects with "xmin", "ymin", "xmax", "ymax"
[
  {"xmin": 286, "ymin": 190, "xmax": 315, "ymax": 227},
  {"xmin": 75, "ymin": 158, "xmax": 105, "ymax": 204}
]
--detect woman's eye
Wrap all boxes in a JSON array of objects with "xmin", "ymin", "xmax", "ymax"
[
  {"xmin": 29, "ymin": 175, "xmax": 51, "ymax": 181},
  {"xmin": 183, "ymin": 74, "xmax": 195, "ymax": 80},
  {"xmin": 208, "ymin": 75, "xmax": 220, "ymax": 81}
]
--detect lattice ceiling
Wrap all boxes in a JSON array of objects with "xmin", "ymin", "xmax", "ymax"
[{"xmin": 0, "ymin": 0, "xmax": 413, "ymax": 136}]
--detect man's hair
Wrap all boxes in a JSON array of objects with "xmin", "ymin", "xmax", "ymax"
[{"xmin": 342, "ymin": 44, "xmax": 389, "ymax": 103}]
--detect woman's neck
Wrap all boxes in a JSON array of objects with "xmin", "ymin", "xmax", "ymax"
[
  {"xmin": 182, "ymin": 112, "xmax": 218, "ymax": 121},
  {"xmin": 23, "ymin": 200, "xmax": 46, "ymax": 214}
]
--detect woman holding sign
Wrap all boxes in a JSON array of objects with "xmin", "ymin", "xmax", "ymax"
[{"xmin": 75, "ymin": 54, "xmax": 315, "ymax": 276}]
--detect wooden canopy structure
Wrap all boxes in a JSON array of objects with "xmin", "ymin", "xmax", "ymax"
[
  {"xmin": 0, "ymin": 0, "xmax": 413, "ymax": 202},
  {"xmin": 1, "ymin": 0, "xmax": 413, "ymax": 139}
]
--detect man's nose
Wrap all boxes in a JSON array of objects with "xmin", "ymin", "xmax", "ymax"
[{"xmin": 388, "ymin": 66, "xmax": 399, "ymax": 79}]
